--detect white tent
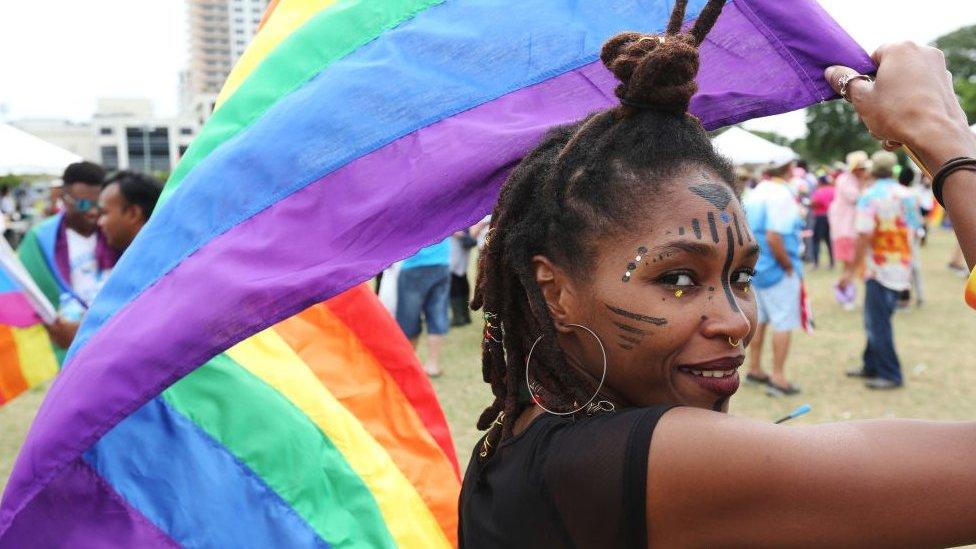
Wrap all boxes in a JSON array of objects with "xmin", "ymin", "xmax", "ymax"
[
  {"xmin": 711, "ymin": 126, "xmax": 797, "ymax": 166},
  {"xmin": 0, "ymin": 123, "xmax": 82, "ymax": 176}
]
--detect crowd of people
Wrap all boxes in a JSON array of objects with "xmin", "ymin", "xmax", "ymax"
[
  {"xmin": 739, "ymin": 148, "xmax": 938, "ymax": 394},
  {"xmin": 5, "ymin": 161, "xmax": 164, "ymax": 353},
  {"xmin": 4, "ymin": 147, "xmax": 950, "ymax": 398}
]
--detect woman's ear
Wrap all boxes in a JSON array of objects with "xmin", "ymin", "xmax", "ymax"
[{"xmin": 532, "ymin": 255, "xmax": 576, "ymax": 334}]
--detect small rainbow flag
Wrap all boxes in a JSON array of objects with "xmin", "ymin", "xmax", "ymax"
[
  {"xmin": 1, "ymin": 0, "xmax": 872, "ymax": 546},
  {"xmin": 0, "ymin": 251, "xmax": 58, "ymax": 407}
]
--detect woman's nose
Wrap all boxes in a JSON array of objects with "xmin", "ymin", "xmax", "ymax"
[{"xmin": 701, "ymin": 292, "xmax": 752, "ymax": 341}]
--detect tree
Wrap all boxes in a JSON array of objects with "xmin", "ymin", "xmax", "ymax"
[
  {"xmin": 748, "ymin": 129, "xmax": 792, "ymax": 147},
  {"xmin": 935, "ymin": 25, "xmax": 976, "ymax": 123},
  {"xmin": 795, "ymin": 100, "xmax": 878, "ymax": 164}
]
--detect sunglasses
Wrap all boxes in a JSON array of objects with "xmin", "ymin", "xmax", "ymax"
[{"xmin": 63, "ymin": 194, "xmax": 99, "ymax": 213}]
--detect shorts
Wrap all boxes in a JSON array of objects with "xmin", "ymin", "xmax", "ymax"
[
  {"xmin": 396, "ymin": 264, "xmax": 451, "ymax": 338},
  {"xmin": 755, "ymin": 272, "xmax": 802, "ymax": 332},
  {"xmin": 833, "ymin": 236, "xmax": 856, "ymax": 263}
]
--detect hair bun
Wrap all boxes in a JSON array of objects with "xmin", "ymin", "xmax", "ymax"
[
  {"xmin": 600, "ymin": 0, "xmax": 727, "ymax": 116},
  {"xmin": 601, "ymin": 33, "xmax": 699, "ymax": 115}
]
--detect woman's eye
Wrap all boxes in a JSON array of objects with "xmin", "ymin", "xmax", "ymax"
[
  {"xmin": 732, "ymin": 271, "xmax": 754, "ymax": 285},
  {"xmin": 660, "ymin": 272, "xmax": 695, "ymax": 286}
]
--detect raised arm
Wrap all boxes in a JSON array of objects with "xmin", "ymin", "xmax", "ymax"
[
  {"xmin": 826, "ymin": 42, "xmax": 976, "ymax": 267},
  {"xmin": 647, "ymin": 408, "xmax": 976, "ymax": 547}
]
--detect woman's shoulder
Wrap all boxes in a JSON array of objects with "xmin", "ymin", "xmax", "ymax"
[
  {"xmin": 505, "ymin": 405, "xmax": 676, "ymax": 455},
  {"xmin": 460, "ymin": 405, "xmax": 676, "ymax": 548}
]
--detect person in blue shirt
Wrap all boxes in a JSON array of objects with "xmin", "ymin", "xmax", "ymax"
[
  {"xmin": 396, "ymin": 237, "xmax": 452, "ymax": 377},
  {"xmin": 742, "ymin": 160, "xmax": 803, "ymax": 396}
]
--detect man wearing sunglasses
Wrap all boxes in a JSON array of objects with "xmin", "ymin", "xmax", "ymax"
[{"xmin": 17, "ymin": 161, "xmax": 120, "ymax": 356}]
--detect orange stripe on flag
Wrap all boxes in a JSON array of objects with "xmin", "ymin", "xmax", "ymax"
[
  {"xmin": 257, "ymin": 0, "xmax": 281, "ymax": 31},
  {"xmin": 0, "ymin": 325, "xmax": 29, "ymax": 403},
  {"xmin": 324, "ymin": 285, "xmax": 461, "ymax": 473},
  {"xmin": 274, "ymin": 300, "xmax": 461, "ymax": 546}
]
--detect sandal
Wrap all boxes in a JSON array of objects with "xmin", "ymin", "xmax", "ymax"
[
  {"xmin": 765, "ymin": 382, "xmax": 801, "ymax": 397},
  {"xmin": 745, "ymin": 373, "xmax": 770, "ymax": 385}
]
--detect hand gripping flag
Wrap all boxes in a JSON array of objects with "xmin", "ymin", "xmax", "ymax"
[{"xmin": 0, "ymin": 0, "xmax": 872, "ymax": 546}]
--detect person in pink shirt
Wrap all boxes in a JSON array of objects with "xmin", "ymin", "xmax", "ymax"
[
  {"xmin": 810, "ymin": 172, "xmax": 836, "ymax": 268},
  {"xmin": 828, "ymin": 151, "xmax": 870, "ymax": 308}
]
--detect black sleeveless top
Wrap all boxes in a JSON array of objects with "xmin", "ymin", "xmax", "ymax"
[{"xmin": 459, "ymin": 406, "xmax": 674, "ymax": 548}]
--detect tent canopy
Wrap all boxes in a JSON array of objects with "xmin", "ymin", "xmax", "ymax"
[
  {"xmin": 0, "ymin": 123, "xmax": 81, "ymax": 176},
  {"xmin": 711, "ymin": 126, "xmax": 797, "ymax": 166}
]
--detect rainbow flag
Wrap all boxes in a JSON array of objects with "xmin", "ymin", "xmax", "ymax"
[
  {"xmin": 0, "ymin": 269, "xmax": 58, "ymax": 406},
  {"xmin": 0, "ymin": 0, "xmax": 872, "ymax": 546}
]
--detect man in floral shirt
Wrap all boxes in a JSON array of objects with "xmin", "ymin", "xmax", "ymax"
[{"xmin": 843, "ymin": 151, "xmax": 921, "ymax": 390}]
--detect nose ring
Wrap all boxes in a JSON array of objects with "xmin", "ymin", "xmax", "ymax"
[{"xmin": 727, "ymin": 337, "xmax": 741, "ymax": 348}]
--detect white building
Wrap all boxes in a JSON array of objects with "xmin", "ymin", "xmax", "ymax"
[{"xmin": 93, "ymin": 99, "xmax": 198, "ymax": 173}]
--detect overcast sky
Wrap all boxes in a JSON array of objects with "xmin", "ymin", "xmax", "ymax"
[{"xmin": 1, "ymin": 0, "xmax": 974, "ymax": 137}]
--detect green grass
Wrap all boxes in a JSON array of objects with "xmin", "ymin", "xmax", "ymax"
[{"xmin": 4, "ymin": 229, "xmax": 976, "ymax": 496}]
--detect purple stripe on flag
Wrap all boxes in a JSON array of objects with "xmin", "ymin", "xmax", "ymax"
[
  {"xmin": 0, "ymin": 0, "xmax": 872, "ymax": 529},
  {"xmin": 0, "ymin": 294, "xmax": 39, "ymax": 329},
  {"xmin": 0, "ymin": 458, "xmax": 178, "ymax": 548}
]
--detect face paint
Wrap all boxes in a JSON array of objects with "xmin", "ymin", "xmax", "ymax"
[
  {"xmin": 720, "ymin": 211, "xmax": 730, "ymax": 224},
  {"xmin": 605, "ymin": 303, "xmax": 668, "ymax": 326},
  {"xmin": 678, "ymin": 226, "xmax": 685, "ymax": 236},
  {"xmin": 707, "ymin": 211, "xmax": 719, "ymax": 243},
  {"xmin": 691, "ymin": 218, "xmax": 702, "ymax": 239},
  {"xmin": 613, "ymin": 321, "xmax": 648, "ymax": 335},
  {"xmin": 720, "ymin": 226, "xmax": 740, "ymax": 313},
  {"xmin": 619, "ymin": 334, "xmax": 641, "ymax": 345},
  {"xmin": 622, "ymin": 246, "xmax": 648, "ymax": 282},
  {"xmin": 733, "ymin": 212, "xmax": 744, "ymax": 246},
  {"xmin": 689, "ymin": 183, "xmax": 733, "ymax": 210}
]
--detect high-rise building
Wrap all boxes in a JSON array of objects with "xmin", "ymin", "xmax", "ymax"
[{"xmin": 184, "ymin": 0, "xmax": 268, "ymax": 124}]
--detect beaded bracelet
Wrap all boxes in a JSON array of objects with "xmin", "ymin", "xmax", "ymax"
[{"xmin": 933, "ymin": 156, "xmax": 976, "ymax": 208}]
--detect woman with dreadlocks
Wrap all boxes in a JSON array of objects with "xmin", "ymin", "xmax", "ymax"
[{"xmin": 459, "ymin": 0, "xmax": 976, "ymax": 546}]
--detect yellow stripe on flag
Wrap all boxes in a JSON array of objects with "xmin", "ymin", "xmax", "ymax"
[
  {"xmin": 225, "ymin": 329, "xmax": 451, "ymax": 548},
  {"xmin": 12, "ymin": 325, "xmax": 58, "ymax": 387},
  {"xmin": 216, "ymin": 0, "xmax": 338, "ymax": 110}
]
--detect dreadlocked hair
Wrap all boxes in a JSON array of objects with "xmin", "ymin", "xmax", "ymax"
[{"xmin": 471, "ymin": 0, "xmax": 734, "ymax": 458}]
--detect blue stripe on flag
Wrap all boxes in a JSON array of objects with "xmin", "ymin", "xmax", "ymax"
[{"xmin": 83, "ymin": 397, "xmax": 329, "ymax": 548}]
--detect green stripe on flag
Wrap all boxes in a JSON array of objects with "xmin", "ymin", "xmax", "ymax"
[
  {"xmin": 162, "ymin": 353, "xmax": 397, "ymax": 547},
  {"xmin": 159, "ymin": 0, "xmax": 444, "ymax": 206},
  {"xmin": 16, "ymin": 228, "xmax": 61, "ymax": 309},
  {"xmin": 16, "ymin": 227, "xmax": 67, "ymax": 364}
]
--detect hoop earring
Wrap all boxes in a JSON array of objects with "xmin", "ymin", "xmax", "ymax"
[{"xmin": 525, "ymin": 324, "xmax": 608, "ymax": 416}]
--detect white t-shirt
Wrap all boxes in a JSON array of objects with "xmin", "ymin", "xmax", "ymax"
[
  {"xmin": 60, "ymin": 229, "xmax": 110, "ymax": 318},
  {"xmin": 0, "ymin": 196, "xmax": 15, "ymax": 215}
]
